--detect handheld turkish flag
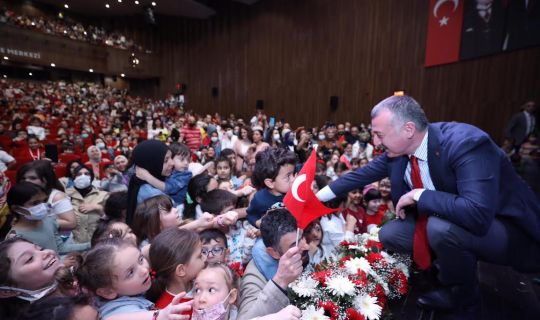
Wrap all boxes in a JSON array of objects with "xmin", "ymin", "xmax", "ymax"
[{"xmin": 284, "ymin": 148, "xmax": 337, "ymax": 230}]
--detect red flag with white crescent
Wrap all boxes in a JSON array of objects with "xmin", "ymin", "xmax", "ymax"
[
  {"xmin": 425, "ymin": 0, "xmax": 464, "ymax": 66},
  {"xmin": 284, "ymin": 149, "xmax": 337, "ymax": 229}
]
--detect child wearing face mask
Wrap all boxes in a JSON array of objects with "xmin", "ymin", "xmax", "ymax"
[
  {"xmin": 147, "ymin": 228, "xmax": 207, "ymax": 317},
  {"xmin": 73, "ymin": 237, "xmax": 193, "ymax": 320},
  {"xmin": 6, "ymin": 182, "xmax": 90, "ymax": 254},
  {"xmin": 192, "ymin": 263, "xmax": 239, "ymax": 320},
  {"xmin": 135, "ymin": 142, "xmax": 193, "ymax": 207}
]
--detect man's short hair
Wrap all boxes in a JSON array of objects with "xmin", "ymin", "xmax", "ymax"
[
  {"xmin": 371, "ymin": 95, "xmax": 428, "ymax": 131},
  {"xmin": 260, "ymin": 208, "xmax": 297, "ymax": 250}
]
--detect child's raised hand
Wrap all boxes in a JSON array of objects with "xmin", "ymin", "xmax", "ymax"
[
  {"xmin": 198, "ymin": 212, "xmax": 215, "ymax": 230},
  {"xmin": 240, "ymin": 185, "xmax": 256, "ymax": 196},
  {"xmin": 158, "ymin": 292, "xmax": 192, "ymax": 320},
  {"xmin": 219, "ymin": 210, "xmax": 239, "ymax": 226},
  {"xmin": 135, "ymin": 166, "xmax": 151, "ymax": 181},
  {"xmin": 246, "ymin": 228, "xmax": 260, "ymax": 239}
]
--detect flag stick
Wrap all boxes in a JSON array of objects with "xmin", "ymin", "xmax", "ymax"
[{"xmin": 295, "ymin": 227, "xmax": 301, "ymax": 247}]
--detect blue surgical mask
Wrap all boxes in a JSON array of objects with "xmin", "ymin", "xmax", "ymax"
[{"xmin": 17, "ymin": 203, "xmax": 51, "ymax": 221}]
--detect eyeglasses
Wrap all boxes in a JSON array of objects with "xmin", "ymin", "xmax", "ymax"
[{"xmin": 201, "ymin": 247, "xmax": 225, "ymax": 257}]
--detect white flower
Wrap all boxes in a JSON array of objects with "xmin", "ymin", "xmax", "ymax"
[
  {"xmin": 291, "ymin": 276, "xmax": 319, "ymax": 298},
  {"xmin": 301, "ymin": 305, "xmax": 329, "ymax": 320},
  {"xmin": 396, "ymin": 262, "xmax": 410, "ymax": 278},
  {"xmin": 348, "ymin": 244, "xmax": 367, "ymax": 253},
  {"xmin": 354, "ymin": 294, "xmax": 382, "ymax": 320},
  {"xmin": 344, "ymin": 257, "xmax": 372, "ymax": 275},
  {"xmin": 326, "ymin": 275, "xmax": 356, "ymax": 296}
]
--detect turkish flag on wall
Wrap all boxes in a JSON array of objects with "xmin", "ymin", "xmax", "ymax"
[
  {"xmin": 284, "ymin": 149, "xmax": 337, "ymax": 229},
  {"xmin": 425, "ymin": 0, "xmax": 465, "ymax": 66}
]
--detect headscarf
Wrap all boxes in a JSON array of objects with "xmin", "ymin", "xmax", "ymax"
[{"xmin": 126, "ymin": 140, "xmax": 169, "ymax": 225}]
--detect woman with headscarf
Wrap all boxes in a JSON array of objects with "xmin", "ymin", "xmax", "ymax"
[{"xmin": 126, "ymin": 140, "xmax": 174, "ymax": 225}]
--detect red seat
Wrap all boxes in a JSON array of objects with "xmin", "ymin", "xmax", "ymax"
[
  {"xmin": 4, "ymin": 170, "xmax": 17, "ymax": 184},
  {"xmin": 58, "ymin": 153, "xmax": 81, "ymax": 164},
  {"xmin": 54, "ymin": 163, "xmax": 67, "ymax": 179}
]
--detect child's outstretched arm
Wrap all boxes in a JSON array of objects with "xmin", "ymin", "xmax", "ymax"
[
  {"xmin": 136, "ymin": 166, "xmax": 166, "ymax": 191},
  {"xmin": 106, "ymin": 293, "xmax": 193, "ymax": 320}
]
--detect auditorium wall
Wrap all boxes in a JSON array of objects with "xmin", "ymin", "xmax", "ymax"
[{"xmin": 155, "ymin": 0, "xmax": 540, "ymax": 143}]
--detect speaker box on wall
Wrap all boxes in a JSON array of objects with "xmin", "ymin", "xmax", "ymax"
[
  {"xmin": 330, "ymin": 96, "xmax": 339, "ymax": 111},
  {"xmin": 256, "ymin": 99, "xmax": 264, "ymax": 109},
  {"xmin": 212, "ymin": 87, "xmax": 219, "ymax": 97}
]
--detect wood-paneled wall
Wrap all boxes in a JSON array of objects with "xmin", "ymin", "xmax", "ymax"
[{"xmin": 154, "ymin": 0, "xmax": 540, "ymax": 142}]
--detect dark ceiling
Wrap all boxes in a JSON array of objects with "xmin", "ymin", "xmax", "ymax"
[{"xmin": 32, "ymin": 0, "xmax": 261, "ymax": 19}]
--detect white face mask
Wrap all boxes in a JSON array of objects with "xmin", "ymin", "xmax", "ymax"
[
  {"xmin": 273, "ymin": 133, "xmax": 281, "ymax": 141},
  {"xmin": 211, "ymin": 136, "xmax": 219, "ymax": 143},
  {"xmin": 74, "ymin": 174, "xmax": 92, "ymax": 189},
  {"xmin": 318, "ymin": 134, "xmax": 326, "ymax": 140},
  {"xmin": 17, "ymin": 203, "xmax": 51, "ymax": 221},
  {"xmin": 226, "ymin": 130, "xmax": 233, "ymax": 138},
  {"xmin": 192, "ymin": 291, "xmax": 232, "ymax": 320},
  {"xmin": 96, "ymin": 142, "xmax": 106, "ymax": 149},
  {"xmin": 0, "ymin": 282, "xmax": 57, "ymax": 302}
]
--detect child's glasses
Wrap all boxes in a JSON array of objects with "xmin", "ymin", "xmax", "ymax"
[{"xmin": 201, "ymin": 247, "xmax": 225, "ymax": 257}]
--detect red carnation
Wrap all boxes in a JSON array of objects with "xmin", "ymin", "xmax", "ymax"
[
  {"xmin": 366, "ymin": 239, "xmax": 383, "ymax": 251},
  {"xmin": 346, "ymin": 308, "xmax": 366, "ymax": 320},
  {"xmin": 318, "ymin": 301, "xmax": 339, "ymax": 319},
  {"xmin": 312, "ymin": 270, "xmax": 331, "ymax": 286},
  {"xmin": 372, "ymin": 284, "xmax": 387, "ymax": 309},
  {"xmin": 366, "ymin": 252, "xmax": 384, "ymax": 264},
  {"xmin": 389, "ymin": 269, "xmax": 409, "ymax": 295},
  {"xmin": 350, "ymin": 270, "xmax": 368, "ymax": 287},
  {"xmin": 340, "ymin": 240, "xmax": 358, "ymax": 248},
  {"xmin": 229, "ymin": 262, "xmax": 244, "ymax": 278}
]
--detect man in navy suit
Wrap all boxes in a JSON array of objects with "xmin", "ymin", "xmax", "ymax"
[{"xmin": 317, "ymin": 95, "xmax": 540, "ymax": 317}]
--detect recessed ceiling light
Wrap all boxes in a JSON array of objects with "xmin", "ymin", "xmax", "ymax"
[
  {"xmin": 134, "ymin": 1, "xmax": 139, "ymax": 4},
  {"xmin": 151, "ymin": 2, "xmax": 156, "ymax": 6},
  {"xmin": 29, "ymin": 72, "xmax": 33, "ymax": 76},
  {"xmin": 121, "ymin": 73, "xmax": 125, "ymax": 77},
  {"xmin": 64, "ymin": 4, "xmax": 69, "ymax": 9},
  {"xmin": 3, "ymin": 56, "xmax": 8, "ymax": 60},
  {"xmin": 50, "ymin": 63, "xmax": 56, "ymax": 67},
  {"xmin": 118, "ymin": 0, "xmax": 122, "ymax": 2},
  {"xmin": 105, "ymin": 4, "xmax": 110, "ymax": 8},
  {"xmin": 89, "ymin": 69, "xmax": 94, "ymax": 73},
  {"xmin": 2, "ymin": 75, "xmax": 6, "ymax": 78}
]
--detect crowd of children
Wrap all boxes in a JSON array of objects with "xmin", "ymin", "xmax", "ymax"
[{"xmin": 0, "ymin": 77, "xmax": 403, "ymax": 320}]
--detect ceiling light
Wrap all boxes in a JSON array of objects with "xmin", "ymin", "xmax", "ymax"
[
  {"xmin": 50, "ymin": 63, "xmax": 56, "ymax": 67},
  {"xmin": 105, "ymin": 4, "xmax": 110, "ymax": 8},
  {"xmin": 89, "ymin": 69, "xmax": 94, "ymax": 73},
  {"xmin": 31, "ymin": 22, "xmax": 35, "ymax": 26},
  {"xmin": 118, "ymin": 0, "xmax": 122, "ymax": 2},
  {"xmin": 64, "ymin": 4, "xmax": 69, "ymax": 9},
  {"xmin": 151, "ymin": 2, "xmax": 156, "ymax": 6},
  {"xmin": 134, "ymin": 1, "xmax": 139, "ymax": 4},
  {"xmin": 63, "ymin": 30, "xmax": 67, "ymax": 34},
  {"xmin": 2, "ymin": 75, "xmax": 6, "ymax": 78},
  {"xmin": 120, "ymin": 73, "xmax": 125, "ymax": 77},
  {"xmin": 83, "ymin": 31, "xmax": 87, "ymax": 35},
  {"xmin": 3, "ymin": 56, "xmax": 8, "ymax": 60},
  {"xmin": 29, "ymin": 72, "xmax": 33, "ymax": 76}
]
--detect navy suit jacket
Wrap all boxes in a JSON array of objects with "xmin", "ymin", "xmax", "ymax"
[{"xmin": 328, "ymin": 122, "xmax": 540, "ymax": 242}]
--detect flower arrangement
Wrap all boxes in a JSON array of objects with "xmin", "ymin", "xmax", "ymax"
[{"xmin": 289, "ymin": 227, "xmax": 411, "ymax": 320}]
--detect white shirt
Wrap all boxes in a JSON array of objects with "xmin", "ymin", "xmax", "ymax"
[{"xmin": 404, "ymin": 132, "xmax": 436, "ymax": 202}]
